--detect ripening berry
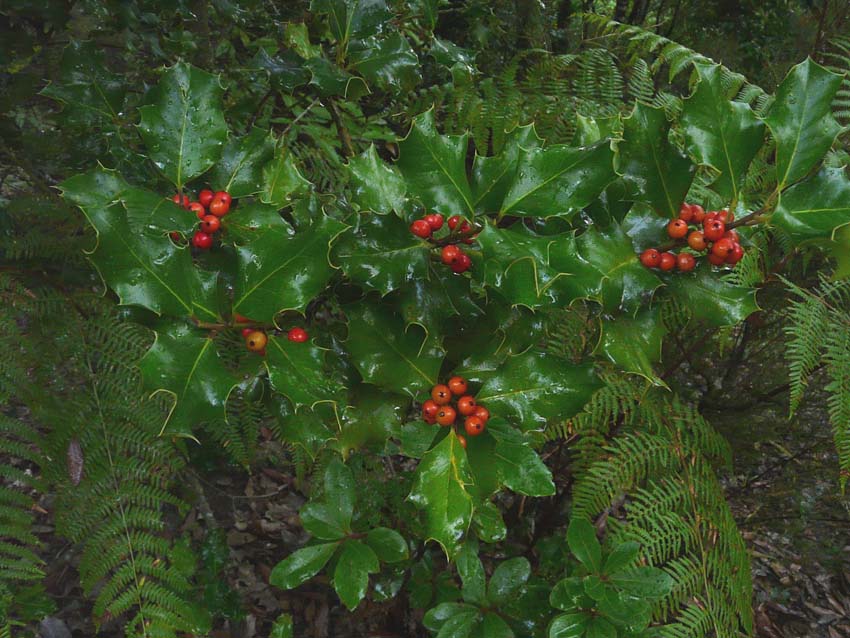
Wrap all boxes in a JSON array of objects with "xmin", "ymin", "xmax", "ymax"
[
  {"xmin": 441, "ymin": 245, "xmax": 461, "ymax": 265},
  {"xmin": 705, "ymin": 211, "xmax": 718, "ymax": 221},
  {"xmin": 241, "ymin": 327, "xmax": 254, "ymax": 338},
  {"xmin": 431, "ymin": 384, "xmax": 452, "ymax": 405},
  {"xmin": 711, "ymin": 237, "xmax": 734, "ymax": 258},
  {"xmin": 245, "ymin": 331, "xmax": 267, "ymax": 352},
  {"xmin": 726, "ymin": 243, "xmax": 744, "ymax": 264},
  {"xmin": 690, "ymin": 205, "xmax": 706, "ymax": 224},
  {"xmin": 687, "ymin": 231, "xmax": 707, "ymax": 251},
  {"xmin": 422, "ymin": 399, "xmax": 440, "ymax": 424},
  {"xmin": 464, "ymin": 415, "xmax": 485, "ymax": 436},
  {"xmin": 169, "ymin": 231, "xmax": 182, "ymax": 243},
  {"xmin": 287, "ymin": 327, "xmax": 308, "ymax": 343},
  {"xmin": 724, "ymin": 229, "xmax": 740, "ymax": 242},
  {"xmin": 473, "ymin": 406, "xmax": 489, "ymax": 423},
  {"xmin": 703, "ymin": 219, "xmax": 725, "ymax": 241},
  {"xmin": 718, "ymin": 209, "xmax": 734, "ymax": 223},
  {"xmin": 410, "ymin": 219, "xmax": 432, "ymax": 238},
  {"xmin": 200, "ymin": 215, "xmax": 221, "ymax": 233},
  {"xmin": 214, "ymin": 191, "xmax": 232, "ymax": 206},
  {"xmin": 457, "ymin": 434, "xmax": 467, "ymax": 448},
  {"xmin": 708, "ymin": 252, "xmax": 726, "ymax": 266},
  {"xmin": 436, "ymin": 406, "xmax": 456, "ymax": 426},
  {"xmin": 198, "ymin": 189, "xmax": 214, "ymax": 207},
  {"xmin": 448, "ymin": 376, "xmax": 468, "ymax": 396},
  {"xmin": 424, "ymin": 214, "xmax": 444, "ymax": 231},
  {"xmin": 457, "ymin": 395, "xmax": 477, "ymax": 416},
  {"xmin": 192, "ymin": 231, "xmax": 213, "ymax": 249},
  {"xmin": 172, "ymin": 193, "xmax": 190, "ymax": 208},
  {"xmin": 667, "ymin": 219, "xmax": 689, "ymax": 239},
  {"xmin": 189, "ymin": 202, "xmax": 206, "ymax": 219},
  {"xmin": 659, "ymin": 252, "xmax": 676, "ymax": 271},
  {"xmin": 639, "ymin": 249, "xmax": 661, "ymax": 268},
  {"xmin": 678, "ymin": 203, "xmax": 694, "ymax": 222},
  {"xmin": 209, "ymin": 196, "xmax": 230, "ymax": 217},
  {"xmin": 451, "ymin": 253, "xmax": 471, "ymax": 273},
  {"xmin": 447, "ymin": 215, "xmax": 461, "ymax": 230},
  {"xmin": 677, "ymin": 252, "xmax": 696, "ymax": 272}
]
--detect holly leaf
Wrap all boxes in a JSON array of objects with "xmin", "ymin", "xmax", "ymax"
[
  {"xmin": 350, "ymin": 34, "xmax": 419, "ymax": 92},
  {"xmin": 251, "ymin": 48, "xmax": 310, "ymax": 93},
  {"xmin": 345, "ymin": 300, "xmax": 444, "ymax": 397},
  {"xmin": 138, "ymin": 62, "xmax": 227, "ymax": 189},
  {"xmin": 347, "ymin": 145, "xmax": 406, "ymax": 213},
  {"xmin": 139, "ymin": 324, "xmax": 238, "ymax": 437},
  {"xmin": 261, "ymin": 151, "xmax": 311, "ymax": 209},
  {"xmin": 486, "ymin": 420, "xmax": 555, "ymax": 496},
  {"xmin": 224, "ymin": 202, "xmax": 292, "ymax": 244},
  {"xmin": 337, "ymin": 386, "xmax": 405, "ymax": 452},
  {"xmin": 499, "ymin": 141, "xmax": 615, "ymax": 218},
  {"xmin": 472, "ymin": 124, "xmax": 542, "ymax": 211},
  {"xmin": 594, "ymin": 306, "xmax": 667, "ymax": 384},
  {"xmin": 765, "ymin": 58, "xmax": 843, "ymax": 189},
  {"xmin": 396, "ymin": 110, "xmax": 475, "ymax": 217},
  {"xmin": 476, "ymin": 351, "xmax": 601, "ymax": 430},
  {"xmin": 266, "ymin": 335, "xmax": 341, "ymax": 408},
  {"xmin": 680, "ymin": 63, "xmax": 765, "ymax": 202},
  {"xmin": 232, "ymin": 215, "xmax": 346, "ymax": 321},
  {"xmin": 209, "ymin": 128, "xmax": 275, "ymax": 197},
  {"xmin": 311, "ymin": 0, "xmax": 391, "ymax": 42},
  {"xmin": 618, "ymin": 103, "xmax": 695, "ymax": 218},
  {"xmin": 276, "ymin": 409, "xmax": 335, "ymax": 460},
  {"xmin": 270, "ymin": 542, "xmax": 340, "ymax": 590},
  {"xmin": 408, "ymin": 431, "xmax": 474, "ymax": 558},
  {"xmin": 397, "ymin": 264, "xmax": 482, "ymax": 330},
  {"xmin": 772, "ymin": 167, "xmax": 850, "ymax": 245},
  {"xmin": 332, "ymin": 213, "xmax": 429, "ymax": 295},
  {"xmin": 305, "ymin": 57, "xmax": 369, "ymax": 98},
  {"xmin": 666, "ymin": 261, "xmax": 759, "ymax": 326}
]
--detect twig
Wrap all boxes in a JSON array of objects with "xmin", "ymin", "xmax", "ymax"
[
  {"xmin": 326, "ymin": 98, "xmax": 356, "ymax": 157},
  {"xmin": 280, "ymin": 97, "xmax": 320, "ymax": 138}
]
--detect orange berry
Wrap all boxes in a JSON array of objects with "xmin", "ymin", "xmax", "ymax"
[
  {"xmin": 447, "ymin": 376, "xmax": 468, "ymax": 396},
  {"xmin": 436, "ymin": 406, "xmax": 456, "ymax": 426},
  {"xmin": 457, "ymin": 395, "xmax": 477, "ymax": 416},
  {"xmin": 431, "ymin": 385, "xmax": 451, "ymax": 405}
]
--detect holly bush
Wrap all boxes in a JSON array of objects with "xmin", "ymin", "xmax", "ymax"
[{"xmin": 3, "ymin": 1, "xmax": 850, "ymax": 637}]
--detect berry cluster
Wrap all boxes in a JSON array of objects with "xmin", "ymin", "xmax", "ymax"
[
  {"xmin": 172, "ymin": 189, "xmax": 233, "ymax": 250},
  {"xmin": 421, "ymin": 376, "xmax": 490, "ymax": 448},
  {"xmin": 237, "ymin": 319, "xmax": 308, "ymax": 356},
  {"xmin": 409, "ymin": 214, "xmax": 477, "ymax": 274},
  {"xmin": 639, "ymin": 203, "xmax": 744, "ymax": 272}
]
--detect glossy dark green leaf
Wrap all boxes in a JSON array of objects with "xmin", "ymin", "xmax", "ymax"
[
  {"xmin": 139, "ymin": 324, "xmax": 238, "ymax": 437},
  {"xmin": 472, "ymin": 501, "xmax": 506, "ymax": 543},
  {"xmin": 408, "ymin": 431, "xmax": 474, "ymax": 558},
  {"xmin": 396, "ymin": 110, "xmax": 475, "ymax": 217},
  {"xmin": 337, "ymin": 386, "xmax": 405, "ymax": 452},
  {"xmin": 325, "ymin": 458, "xmax": 356, "ymax": 522},
  {"xmin": 311, "ymin": 0, "xmax": 390, "ymax": 42},
  {"xmin": 270, "ymin": 542, "xmax": 339, "ymax": 590},
  {"xmin": 345, "ymin": 300, "xmax": 444, "ymax": 397},
  {"xmin": 488, "ymin": 557, "xmax": 530, "ymax": 604},
  {"xmin": 429, "ymin": 39, "xmax": 476, "ymax": 73},
  {"xmin": 610, "ymin": 567, "xmax": 674, "ymax": 599},
  {"xmin": 333, "ymin": 540, "xmax": 379, "ymax": 610},
  {"xmin": 261, "ymin": 151, "xmax": 311, "ymax": 209},
  {"xmin": 423, "ymin": 603, "xmax": 479, "ymax": 636},
  {"xmin": 232, "ymin": 216, "xmax": 346, "ymax": 321},
  {"xmin": 602, "ymin": 541, "xmax": 640, "ymax": 575},
  {"xmin": 594, "ymin": 307, "xmax": 666, "ymax": 384},
  {"xmin": 332, "ymin": 213, "xmax": 429, "ymax": 294},
  {"xmin": 488, "ymin": 420, "xmax": 555, "ymax": 496},
  {"xmin": 567, "ymin": 518, "xmax": 601, "ymax": 573},
  {"xmin": 666, "ymin": 262, "xmax": 759, "ymax": 326},
  {"xmin": 209, "ymin": 128, "xmax": 275, "ymax": 197},
  {"xmin": 596, "ymin": 589, "xmax": 650, "ymax": 628},
  {"xmin": 270, "ymin": 614, "xmax": 294, "ymax": 638},
  {"xmin": 499, "ymin": 141, "xmax": 615, "ymax": 218},
  {"xmin": 276, "ymin": 409, "xmax": 335, "ymax": 460},
  {"xmin": 365, "ymin": 527, "xmax": 409, "ymax": 563},
  {"xmin": 252, "ymin": 48, "xmax": 310, "ymax": 92},
  {"xmin": 398, "ymin": 421, "xmax": 440, "ymax": 458},
  {"xmin": 305, "ymin": 57, "xmax": 369, "ymax": 98},
  {"xmin": 138, "ymin": 62, "xmax": 227, "ymax": 189},
  {"xmin": 350, "ymin": 34, "xmax": 419, "ymax": 92},
  {"xmin": 266, "ymin": 335, "xmax": 341, "ymax": 408},
  {"xmin": 618, "ymin": 103, "xmax": 695, "ymax": 217},
  {"xmin": 550, "ymin": 577, "xmax": 591, "ymax": 612},
  {"xmin": 478, "ymin": 613, "xmax": 514, "ymax": 638},
  {"xmin": 476, "ymin": 352, "xmax": 601, "ymax": 430},
  {"xmin": 347, "ymin": 145, "xmax": 407, "ymax": 213},
  {"xmin": 680, "ymin": 63, "xmax": 765, "ymax": 202},
  {"xmin": 398, "ymin": 265, "xmax": 482, "ymax": 330},
  {"xmin": 472, "ymin": 125, "xmax": 542, "ymax": 212},
  {"xmin": 456, "ymin": 542, "xmax": 487, "ymax": 605},
  {"xmin": 582, "ymin": 574, "xmax": 608, "ymax": 602},
  {"xmin": 300, "ymin": 502, "xmax": 349, "ymax": 540},
  {"xmin": 223, "ymin": 202, "xmax": 292, "ymax": 244},
  {"xmin": 548, "ymin": 613, "xmax": 590, "ymax": 638},
  {"xmin": 586, "ymin": 617, "xmax": 616, "ymax": 638},
  {"xmin": 765, "ymin": 58, "xmax": 843, "ymax": 189},
  {"xmin": 773, "ymin": 167, "xmax": 850, "ymax": 245},
  {"xmin": 621, "ymin": 202, "xmax": 665, "ymax": 251}
]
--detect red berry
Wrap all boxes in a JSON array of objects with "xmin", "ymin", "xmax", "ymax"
[
  {"xmin": 659, "ymin": 252, "xmax": 676, "ymax": 271},
  {"xmin": 198, "ymin": 189, "xmax": 214, "ymax": 207},
  {"xmin": 410, "ymin": 219, "xmax": 432, "ymax": 238},
  {"xmin": 639, "ymin": 248, "xmax": 661, "ymax": 268},
  {"xmin": 690, "ymin": 205, "xmax": 706, "ymax": 224},
  {"xmin": 209, "ymin": 196, "xmax": 230, "ymax": 217},
  {"xmin": 241, "ymin": 327, "xmax": 254, "ymax": 338},
  {"xmin": 200, "ymin": 215, "xmax": 221, "ymax": 233},
  {"xmin": 717, "ymin": 209, "xmax": 734, "ymax": 223},
  {"xmin": 667, "ymin": 219, "xmax": 689, "ymax": 239},
  {"xmin": 457, "ymin": 434, "xmax": 467, "ymax": 448},
  {"xmin": 436, "ymin": 406, "xmax": 456, "ymax": 426},
  {"xmin": 169, "ymin": 231, "xmax": 182, "ymax": 242},
  {"xmin": 451, "ymin": 253, "xmax": 471, "ymax": 273},
  {"xmin": 245, "ymin": 331, "xmax": 267, "ymax": 352},
  {"xmin": 234, "ymin": 313, "xmax": 250, "ymax": 323},
  {"xmin": 192, "ymin": 231, "xmax": 213, "ymax": 249},
  {"xmin": 677, "ymin": 252, "xmax": 696, "ymax": 272},
  {"xmin": 447, "ymin": 215, "xmax": 461, "ymax": 230},
  {"xmin": 448, "ymin": 376, "xmax": 468, "ymax": 396},
  {"xmin": 441, "ymin": 245, "xmax": 461, "ymax": 265},
  {"xmin": 457, "ymin": 395, "xmax": 477, "ymax": 416},
  {"xmin": 726, "ymin": 243, "xmax": 744, "ymax": 264},
  {"xmin": 711, "ymin": 237, "xmax": 735, "ymax": 258},
  {"xmin": 464, "ymin": 416, "xmax": 485, "ymax": 436},
  {"xmin": 422, "ymin": 399, "xmax": 440, "ymax": 424},
  {"xmin": 287, "ymin": 327, "xmax": 308, "ymax": 343},
  {"xmin": 189, "ymin": 202, "xmax": 206, "ymax": 219},
  {"xmin": 703, "ymin": 219, "xmax": 725, "ymax": 241},
  {"xmin": 473, "ymin": 406, "xmax": 489, "ymax": 423},
  {"xmin": 172, "ymin": 193, "xmax": 190, "ymax": 208},
  {"xmin": 724, "ymin": 229, "xmax": 740, "ymax": 242},
  {"xmin": 708, "ymin": 252, "xmax": 727, "ymax": 266},
  {"xmin": 687, "ymin": 231, "xmax": 707, "ymax": 251},
  {"xmin": 431, "ymin": 385, "xmax": 451, "ymax": 405},
  {"xmin": 705, "ymin": 211, "xmax": 719, "ymax": 221},
  {"xmin": 424, "ymin": 214, "xmax": 444, "ymax": 231},
  {"xmin": 214, "ymin": 191, "xmax": 232, "ymax": 206},
  {"xmin": 678, "ymin": 203, "xmax": 694, "ymax": 222}
]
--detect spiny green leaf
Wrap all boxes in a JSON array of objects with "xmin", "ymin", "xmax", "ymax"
[
  {"xmin": 665, "ymin": 261, "xmax": 759, "ymax": 326},
  {"xmin": 261, "ymin": 151, "xmax": 311, "ymax": 208},
  {"xmin": 472, "ymin": 124, "xmax": 542, "ymax": 211},
  {"xmin": 488, "ymin": 420, "xmax": 555, "ymax": 496},
  {"xmin": 347, "ymin": 145, "xmax": 407, "ymax": 213},
  {"xmin": 311, "ymin": 0, "xmax": 391, "ymax": 43},
  {"xmin": 350, "ymin": 34, "xmax": 419, "ymax": 92},
  {"xmin": 209, "ymin": 128, "xmax": 275, "ymax": 197},
  {"xmin": 773, "ymin": 167, "xmax": 850, "ymax": 245},
  {"xmin": 594, "ymin": 306, "xmax": 667, "ymax": 384},
  {"xmin": 266, "ymin": 335, "xmax": 342, "ymax": 408}
]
